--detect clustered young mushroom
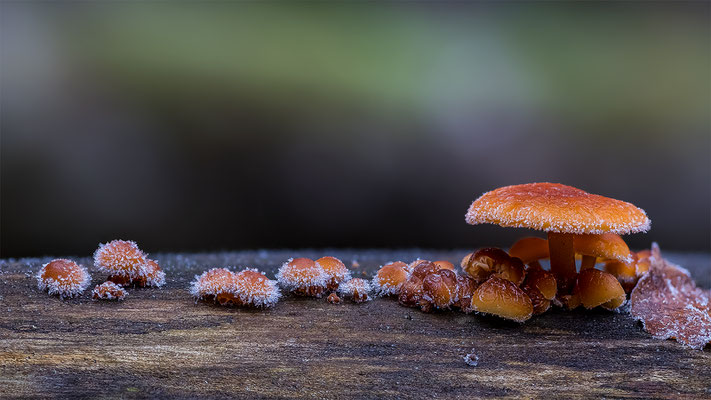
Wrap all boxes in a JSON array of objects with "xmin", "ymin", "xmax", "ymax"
[
  {"xmin": 36, "ymin": 259, "xmax": 91, "ymax": 299},
  {"xmin": 191, "ymin": 267, "xmax": 280, "ymax": 308}
]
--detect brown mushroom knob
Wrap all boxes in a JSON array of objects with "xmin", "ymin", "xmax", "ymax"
[
  {"xmin": 471, "ymin": 277, "xmax": 533, "ymax": 322},
  {"xmin": 522, "ymin": 284, "xmax": 550, "ymax": 315},
  {"xmin": 407, "ymin": 259, "xmax": 431, "ymax": 274},
  {"xmin": 432, "ymin": 260, "xmax": 456, "ymax": 271},
  {"xmin": 574, "ymin": 269, "xmax": 626, "ymax": 310},
  {"xmin": 411, "ymin": 261, "xmax": 439, "ymax": 280},
  {"xmin": 422, "ymin": 269, "xmax": 458, "ymax": 310},
  {"xmin": 315, "ymin": 256, "xmax": 351, "ymax": 290},
  {"xmin": 574, "ymin": 233, "xmax": 632, "ymax": 270},
  {"xmin": 508, "ymin": 237, "xmax": 550, "ymax": 269},
  {"xmin": 276, "ymin": 257, "xmax": 327, "ymax": 297},
  {"xmin": 37, "ymin": 259, "xmax": 91, "ymax": 298},
  {"xmin": 398, "ymin": 275, "xmax": 424, "ymax": 307},
  {"xmin": 454, "ymin": 275, "xmax": 478, "ymax": 313},
  {"xmin": 373, "ymin": 262, "xmax": 409, "ymax": 296},
  {"xmin": 466, "ymin": 183, "xmax": 650, "ymax": 293},
  {"xmin": 524, "ymin": 264, "xmax": 557, "ymax": 301},
  {"xmin": 634, "ymin": 250, "xmax": 652, "ymax": 276},
  {"xmin": 92, "ymin": 281, "xmax": 128, "ymax": 301},
  {"xmin": 604, "ymin": 256, "xmax": 638, "ymax": 293},
  {"xmin": 462, "ymin": 248, "xmax": 525, "ymax": 286},
  {"xmin": 327, "ymin": 293, "xmax": 341, "ymax": 304}
]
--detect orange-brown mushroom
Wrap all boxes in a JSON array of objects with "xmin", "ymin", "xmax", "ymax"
[
  {"xmin": 315, "ymin": 256, "xmax": 351, "ymax": 290},
  {"xmin": 574, "ymin": 233, "xmax": 632, "ymax": 270},
  {"xmin": 422, "ymin": 269, "xmax": 458, "ymax": 310},
  {"xmin": 470, "ymin": 277, "xmax": 533, "ymax": 322},
  {"xmin": 276, "ymin": 257, "xmax": 327, "ymax": 297},
  {"xmin": 462, "ymin": 248, "xmax": 525, "ymax": 286},
  {"xmin": 466, "ymin": 183, "xmax": 650, "ymax": 292},
  {"xmin": 372, "ymin": 262, "xmax": 409, "ymax": 296},
  {"xmin": 508, "ymin": 237, "xmax": 550, "ymax": 269},
  {"xmin": 574, "ymin": 269, "xmax": 626, "ymax": 310}
]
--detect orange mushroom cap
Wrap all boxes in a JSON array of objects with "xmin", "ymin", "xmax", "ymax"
[
  {"xmin": 573, "ymin": 233, "xmax": 632, "ymax": 263},
  {"xmin": 508, "ymin": 237, "xmax": 550, "ymax": 264},
  {"xmin": 465, "ymin": 183, "xmax": 650, "ymax": 235}
]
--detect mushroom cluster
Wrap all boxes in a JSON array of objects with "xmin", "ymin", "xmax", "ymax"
[
  {"xmin": 462, "ymin": 183, "xmax": 651, "ymax": 320},
  {"xmin": 191, "ymin": 267, "xmax": 281, "ymax": 308}
]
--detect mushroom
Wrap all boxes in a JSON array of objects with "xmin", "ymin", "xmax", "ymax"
[
  {"xmin": 508, "ymin": 237, "xmax": 549, "ymax": 269},
  {"xmin": 573, "ymin": 233, "xmax": 632, "ymax": 270},
  {"xmin": 466, "ymin": 183, "xmax": 650, "ymax": 292}
]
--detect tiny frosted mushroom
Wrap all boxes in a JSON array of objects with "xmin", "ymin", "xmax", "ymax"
[
  {"xmin": 471, "ymin": 277, "xmax": 533, "ymax": 323},
  {"xmin": 466, "ymin": 183, "xmax": 650, "ymax": 292},
  {"xmin": 276, "ymin": 257, "xmax": 328, "ymax": 297},
  {"xmin": 462, "ymin": 248, "xmax": 526, "ymax": 286},
  {"xmin": 338, "ymin": 278, "xmax": 372, "ymax": 303},
  {"xmin": 372, "ymin": 261, "xmax": 409, "ymax": 296},
  {"xmin": 94, "ymin": 240, "xmax": 147, "ymax": 281},
  {"xmin": 573, "ymin": 233, "xmax": 632, "ymax": 270},
  {"xmin": 232, "ymin": 269, "xmax": 280, "ymax": 308},
  {"xmin": 315, "ymin": 256, "xmax": 351, "ymax": 290},
  {"xmin": 407, "ymin": 259, "xmax": 431, "ymax": 274},
  {"xmin": 92, "ymin": 281, "xmax": 128, "ymax": 301},
  {"xmin": 521, "ymin": 264, "xmax": 557, "ymax": 315},
  {"xmin": 327, "ymin": 293, "xmax": 341, "ymax": 304},
  {"xmin": 574, "ymin": 269, "xmax": 626, "ymax": 310},
  {"xmin": 37, "ymin": 259, "xmax": 91, "ymax": 298},
  {"xmin": 432, "ymin": 260, "xmax": 455, "ymax": 271},
  {"xmin": 111, "ymin": 259, "xmax": 166, "ymax": 288},
  {"xmin": 398, "ymin": 275, "xmax": 424, "ymax": 307},
  {"xmin": 190, "ymin": 268, "xmax": 239, "ymax": 305}
]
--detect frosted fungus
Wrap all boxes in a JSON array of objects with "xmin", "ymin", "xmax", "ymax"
[
  {"xmin": 327, "ymin": 293, "xmax": 341, "ymax": 304},
  {"xmin": 466, "ymin": 183, "xmax": 650, "ymax": 293},
  {"xmin": 92, "ymin": 281, "xmax": 128, "ymax": 301},
  {"xmin": 94, "ymin": 240, "xmax": 165, "ymax": 287},
  {"xmin": 232, "ymin": 269, "xmax": 281, "ymax": 308},
  {"xmin": 190, "ymin": 268, "xmax": 239, "ymax": 305},
  {"xmin": 276, "ymin": 257, "xmax": 328, "ymax": 297},
  {"xmin": 573, "ymin": 268, "xmax": 626, "ymax": 310},
  {"xmin": 573, "ymin": 233, "xmax": 632, "ymax": 270},
  {"xmin": 338, "ymin": 278, "xmax": 372, "ymax": 303},
  {"xmin": 37, "ymin": 259, "xmax": 91, "ymax": 298},
  {"xmin": 471, "ymin": 277, "xmax": 533, "ymax": 323},
  {"xmin": 372, "ymin": 262, "xmax": 409, "ymax": 296},
  {"xmin": 462, "ymin": 248, "xmax": 526, "ymax": 286},
  {"xmin": 315, "ymin": 256, "xmax": 351, "ymax": 290}
]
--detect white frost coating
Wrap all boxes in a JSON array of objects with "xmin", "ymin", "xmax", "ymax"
[
  {"xmin": 275, "ymin": 258, "xmax": 328, "ymax": 291},
  {"xmin": 463, "ymin": 350, "xmax": 479, "ymax": 367},
  {"xmin": 233, "ymin": 268, "xmax": 281, "ymax": 308},
  {"xmin": 314, "ymin": 257, "xmax": 352, "ymax": 285},
  {"xmin": 93, "ymin": 239, "xmax": 147, "ymax": 278},
  {"xmin": 36, "ymin": 260, "xmax": 91, "ymax": 299},
  {"xmin": 92, "ymin": 281, "xmax": 128, "ymax": 301},
  {"xmin": 338, "ymin": 278, "xmax": 372, "ymax": 302}
]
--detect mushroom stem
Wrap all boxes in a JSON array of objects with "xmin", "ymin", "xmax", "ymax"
[
  {"xmin": 580, "ymin": 255, "xmax": 596, "ymax": 270},
  {"xmin": 547, "ymin": 232, "xmax": 576, "ymax": 291}
]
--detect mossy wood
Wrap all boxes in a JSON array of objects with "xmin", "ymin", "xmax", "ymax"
[{"xmin": 1, "ymin": 250, "xmax": 709, "ymax": 399}]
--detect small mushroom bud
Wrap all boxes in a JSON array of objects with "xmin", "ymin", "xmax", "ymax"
[
  {"xmin": 454, "ymin": 275, "xmax": 478, "ymax": 313},
  {"xmin": 524, "ymin": 264, "xmax": 557, "ymax": 300},
  {"xmin": 432, "ymin": 260, "xmax": 455, "ymax": 271},
  {"xmin": 422, "ymin": 269, "xmax": 458, "ymax": 310},
  {"xmin": 398, "ymin": 275, "xmax": 424, "ymax": 307},
  {"xmin": 276, "ymin": 257, "xmax": 327, "ymax": 297},
  {"xmin": 372, "ymin": 262, "xmax": 409, "ymax": 296},
  {"xmin": 315, "ymin": 256, "xmax": 351, "ymax": 290},
  {"xmin": 471, "ymin": 277, "xmax": 533, "ymax": 322},
  {"xmin": 37, "ymin": 259, "xmax": 91, "ymax": 299},
  {"xmin": 411, "ymin": 261, "xmax": 439, "ymax": 280},
  {"xmin": 338, "ymin": 278, "xmax": 372, "ymax": 303},
  {"xmin": 92, "ymin": 281, "xmax": 128, "ymax": 301},
  {"xmin": 190, "ymin": 268, "xmax": 239, "ymax": 305},
  {"xmin": 327, "ymin": 293, "xmax": 341, "ymax": 304},
  {"xmin": 521, "ymin": 284, "xmax": 550, "ymax": 315},
  {"xmin": 634, "ymin": 250, "xmax": 652, "ymax": 276},
  {"xmin": 574, "ymin": 269, "xmax": 626, "ymax": 310},
  {"xmin": 604, "ymin": 257, "xmax": 638, "ymax": 293},
  {"xmin": 408, "ymin": 259, "xmax": 431, "ymax": 273},
  {"xmin": 463, "ymin": 248, "xmax": 526, "ymax": 286}
]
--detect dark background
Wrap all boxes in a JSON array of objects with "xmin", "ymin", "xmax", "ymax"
[{"xmin": 2, "ymin": 3, "xmax": 709, "ymax": 258}]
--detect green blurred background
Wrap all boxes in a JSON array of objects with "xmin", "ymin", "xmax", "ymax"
[{"xmin": 1, "ymin": 2, "xmax": 709, "ymax": 257}]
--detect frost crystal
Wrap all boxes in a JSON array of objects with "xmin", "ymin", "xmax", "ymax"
[
  {"xmin": 338, "ymin": 278, "xmax": 372, "ymax": 303},
  {"xmin": 630, "ymin": 243, "xmax": 711, "ymax": 350},
  {"xmin": 233, "ymin": 268, "xmax": 281, "ymax": 308},
  {"xmin": 93, "ymin": 240, "xmax": 147, "ymax": 278},
  {"xmin": 463, "ymin": 350, "xmax": 479, "ymax": 367},
  {"xmin": 276, "ymin": 258, "xmax": 328, "ymax": 297}
]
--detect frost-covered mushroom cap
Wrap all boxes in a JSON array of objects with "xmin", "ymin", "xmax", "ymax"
[{"xmin": 465, "ymin": 183, "xmax": 650, "ymax": 235}]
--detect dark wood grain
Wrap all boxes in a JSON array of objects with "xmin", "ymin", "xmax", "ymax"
[{"xmin": 1, "ymin": 250, "xmax": 710, "ymax": 399}]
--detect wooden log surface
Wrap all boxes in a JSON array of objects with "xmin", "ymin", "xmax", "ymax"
[{"xmin": 1, "ymin": 250, "xmax": 710, "ymax": 399}]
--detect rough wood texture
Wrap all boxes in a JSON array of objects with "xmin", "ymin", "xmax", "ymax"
[{"xmin": 1, "ymin": 250, "xmax": 710, "ymax": 399}]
